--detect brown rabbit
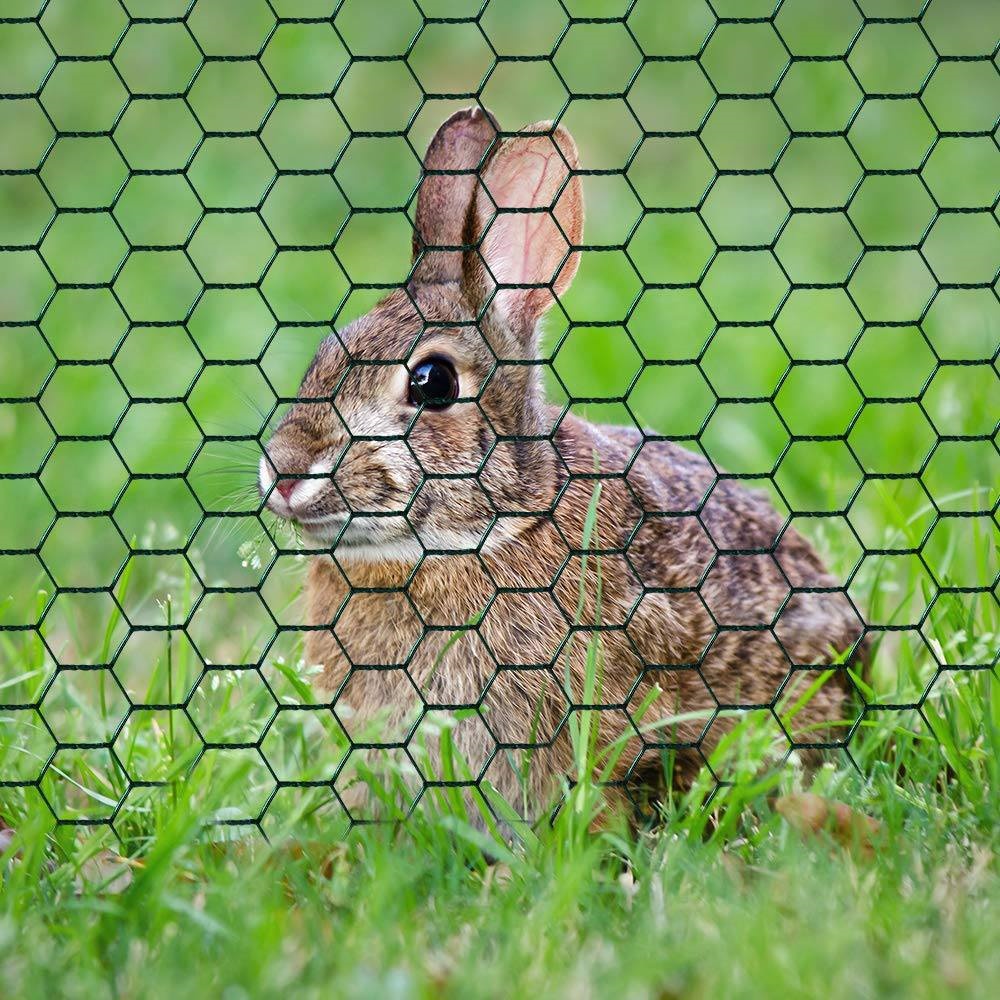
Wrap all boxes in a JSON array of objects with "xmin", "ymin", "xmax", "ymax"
[{"xmin": 259, "ymin": 107, "xmax": 864, "ymax": 823}]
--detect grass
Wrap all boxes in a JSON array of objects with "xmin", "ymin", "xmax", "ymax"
[
  {"xmin": 1, "ymin": 789, "xmax": 998, "ymax": 999},
  {"xmin": 0, "ymin": 664, "xmax": 997, "ymax": 998}
]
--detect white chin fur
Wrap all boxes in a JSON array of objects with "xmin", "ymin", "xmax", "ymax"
[
  {"xmin": 299, "ymin": 519, "xmax": 505, "ymax": 563},
  {"xmin": 330, "ymin": 538, "xmax": 429, "ymax": 563}
]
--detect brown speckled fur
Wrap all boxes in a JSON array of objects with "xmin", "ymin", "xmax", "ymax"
[{"xmin": 261, "ymin": 108, "xmax": 865, "ymax": 822}]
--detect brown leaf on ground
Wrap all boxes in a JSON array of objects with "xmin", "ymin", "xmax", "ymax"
[
  {"xmin": 776, "ymin": 793, "xmax": 882, "ymax": 859},
  {"xmin": 75, "ymin": 849, "xmax": 137, "ymax": 895},
  {"xmin": 478, "ymin": 861, "xmax": 513, "ymax": 898}
]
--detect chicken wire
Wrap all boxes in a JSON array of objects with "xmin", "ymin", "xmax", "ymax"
[{"xmin": 0, "ymin": 0, "xmax": 997, "ymax": 840}]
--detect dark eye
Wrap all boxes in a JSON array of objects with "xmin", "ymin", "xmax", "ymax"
[{"xmin": 408, "ymin": 357, "xmax": 459, "ymax": 409}]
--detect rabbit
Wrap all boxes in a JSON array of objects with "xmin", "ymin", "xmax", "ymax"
[{"xmin": 259, "ymin": 106, "xmax": 866, "ymax": 825}]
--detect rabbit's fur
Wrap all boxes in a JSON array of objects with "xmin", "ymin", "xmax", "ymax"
[{"xmin": 261, "ymin": 107, "xmax": 864, "ymax": 820}]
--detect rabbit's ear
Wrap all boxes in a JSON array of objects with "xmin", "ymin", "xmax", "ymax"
[
  {"xmin": 411, "ymin": 106, "xmax": 500, "ymax": 285},
  {"xmin": 465, "ymin": 123, "xmax": 583, "ymax": 344}
]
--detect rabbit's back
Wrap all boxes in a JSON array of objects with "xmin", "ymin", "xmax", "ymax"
[
  {"xmin": 567, "ymin": 413, "xmax": 862, "ymax": 667},
  {"xmin": 553, "ymin": 413, "xmax": 863, "ymax": 770}
]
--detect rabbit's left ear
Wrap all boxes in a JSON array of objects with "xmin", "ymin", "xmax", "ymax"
[
  {"xmin": 411, "ymin": 106, "xmax": 500, "ymax": 285},
  {"xmin": 464, "ymin": 123, "xmax": 584, "ymax": 343}
]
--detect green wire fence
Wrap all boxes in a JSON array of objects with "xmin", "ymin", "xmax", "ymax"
[{"xmin": 0, "ymin": 0, "xmax": 997, "ymax": 839}]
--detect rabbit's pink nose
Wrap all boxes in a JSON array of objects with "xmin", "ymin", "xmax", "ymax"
[{"xmin": 274, "ymin": 478, "xmax": 301, "ymax": 502}]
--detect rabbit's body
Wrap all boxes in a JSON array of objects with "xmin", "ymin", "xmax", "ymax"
[
  {"xmin": 303, "ymin": 406, "xmax": 860, "ymax": 815},
  {"xmin": 261, "ymin": 108, "xmax": 863, "ymax": 821}
]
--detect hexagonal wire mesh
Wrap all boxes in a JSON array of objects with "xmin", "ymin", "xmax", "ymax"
[{"xmin": 0, "ymin": 0, "xmax": 997, "ymax": 841}]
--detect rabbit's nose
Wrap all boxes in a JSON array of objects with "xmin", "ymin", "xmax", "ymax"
[{"xmin": 274, "ymin": 478, "xmax": 301, "ymax": 502}]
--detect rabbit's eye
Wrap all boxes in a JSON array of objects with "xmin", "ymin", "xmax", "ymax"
[{"xmin": 408, "ymin": 357, "xmax": 459, "ymax": 410}]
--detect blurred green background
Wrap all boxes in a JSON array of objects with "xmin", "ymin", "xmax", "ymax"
[{"xmin": 0, "ymin": 0, "xmax": 998, "ymax": 784}]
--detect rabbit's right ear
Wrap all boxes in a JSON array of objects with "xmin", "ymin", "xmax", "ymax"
[{"xmin": 411, "ymin": 106, "xmax": 500, "ymax": 285}]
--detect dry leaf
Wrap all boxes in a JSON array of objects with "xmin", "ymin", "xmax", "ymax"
[
  {"xmin": 75, "ymin": 849, "xmax": 136, "ymax": 895},
  {"xmin": 776, "ymin": 793, "xmax": 881, "ymax": 859},
  {"xmin": 494, "ymin": 862, "xmax": 513, "ymax": 884}
]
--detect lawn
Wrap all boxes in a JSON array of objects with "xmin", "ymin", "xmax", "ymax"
[
  {"xmin": 1, "ymin": 0, "xmax": 999, "ymax": 995},
  {"xmin": 0, "ymin": 663, "xmax": 997, "ymax": 997}
]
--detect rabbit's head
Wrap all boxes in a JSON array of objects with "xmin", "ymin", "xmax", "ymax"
[{"xmin": 260, "ymin": 107, "xmax": 584, "ymax": 559}]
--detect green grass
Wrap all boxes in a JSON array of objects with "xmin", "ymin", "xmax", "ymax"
[{"xmin": 3, "ymin": 812, "xmax": 1000, "ymax": 1000}]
